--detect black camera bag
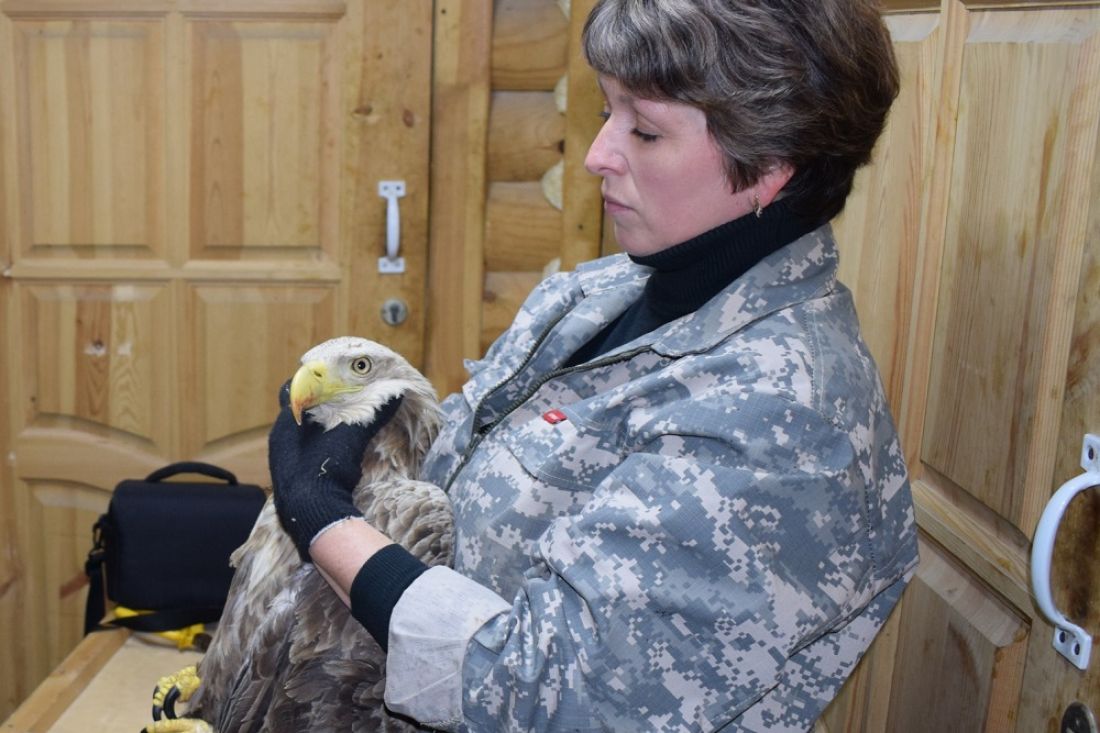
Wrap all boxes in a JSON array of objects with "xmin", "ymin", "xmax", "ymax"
[{"xmin": 83, "ymin": 461, "xmax": 266, "ymax": 635}]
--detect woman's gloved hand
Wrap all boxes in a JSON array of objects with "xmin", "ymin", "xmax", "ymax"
[{"xmin": 267, "ymin": 382, "xmax": 401, "ymax": 561}]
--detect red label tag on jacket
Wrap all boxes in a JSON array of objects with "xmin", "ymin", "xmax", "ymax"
[{"xmin": 542, "ymin": 409, "xmax": 568, "ymax": 424}]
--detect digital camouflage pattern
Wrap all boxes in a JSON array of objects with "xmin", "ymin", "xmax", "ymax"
[{"xmin": 414, "ymin": 226, "xmax": 918, "ymax": 732}]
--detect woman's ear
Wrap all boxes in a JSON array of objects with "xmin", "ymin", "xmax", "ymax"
[{"xmin": 756, "ymin": 162, "xmax": 796, "ymax": 209}]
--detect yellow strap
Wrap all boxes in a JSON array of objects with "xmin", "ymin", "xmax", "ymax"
[{"xmin": 114, "ymin": 606, "xmax": 206, "ymax": 650}]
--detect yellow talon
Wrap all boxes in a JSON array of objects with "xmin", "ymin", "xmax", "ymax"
[{"xmin": 151, "ymin": 665, "xmax": 202, "ymax": 721}]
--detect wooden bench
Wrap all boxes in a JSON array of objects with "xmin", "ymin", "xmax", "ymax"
[{"xmin": 2, "ymin": 630, "xmax": 203, "ymax": 733}]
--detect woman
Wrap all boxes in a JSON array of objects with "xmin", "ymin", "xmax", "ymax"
[{"xmin": 270, "ymin": 0, "xmax": 918, "ymax": 730}]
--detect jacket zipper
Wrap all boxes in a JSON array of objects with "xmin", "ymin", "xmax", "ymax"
[
  {"xmin": 442, "ymin": 344, "xmax": 650, "ymax": 493},
  {"xmin": 439, "ymin": 312, "xmax": 569, "ymax": 493}
]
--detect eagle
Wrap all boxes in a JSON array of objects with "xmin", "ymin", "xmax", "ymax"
[{"xmin": 144, "ymin": 336, "xmax": 452, "ymax": 733}]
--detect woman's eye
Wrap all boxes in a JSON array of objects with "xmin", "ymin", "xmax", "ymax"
[
  {"xmin": 598, "ymin": 110, "xmax": 610, "ymax": 122},
  {"xmin": 632, "ymin": 129, "xmax": 659, "ymax": 143},
  {"xmin": 351, "ymin": 357, "xmax": 371, "ymax": 374}
]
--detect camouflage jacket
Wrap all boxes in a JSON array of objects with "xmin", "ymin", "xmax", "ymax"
[{"xmin": 384, "ymin": 226, "xmax": 919, "ymax": 732}]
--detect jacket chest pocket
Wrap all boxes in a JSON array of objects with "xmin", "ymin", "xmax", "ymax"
[{"xmin": 501, "ymin": 409, "xmax": 628, "ymax": 496}]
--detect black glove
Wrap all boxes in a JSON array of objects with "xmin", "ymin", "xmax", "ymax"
[{"xmin": 267, "ymin": 381, "xmax": 403, "ymax": 561}]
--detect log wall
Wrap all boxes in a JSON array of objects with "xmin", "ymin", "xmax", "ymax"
[{"xmin": 426, "ymin": 0, "xmax": 602, "ymax": 395}]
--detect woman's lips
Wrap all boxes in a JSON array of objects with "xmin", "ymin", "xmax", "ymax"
[{"xmin": 603, "ymin": 195, "xmax": 631, "ymax": 214}]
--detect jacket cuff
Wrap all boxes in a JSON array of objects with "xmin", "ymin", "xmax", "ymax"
[
  {"xmin": 349, "ymin": 543, "xmax": 429, "ymax": 650},
  {"xmin": 384, "ymin": 566, "xmax": 511, "ymax": 730}
]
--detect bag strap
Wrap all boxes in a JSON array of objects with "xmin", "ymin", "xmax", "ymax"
[
  {"xmin": 144, "ymin": 461, "xmax": 239, "ymax": 485},
  {"xmin": 97, "ymin": 606, "xmax": 223, "ymax": 633},
  {"xmin": 83, "ymin": 517, "xmax": 108, "ymax": 635}
]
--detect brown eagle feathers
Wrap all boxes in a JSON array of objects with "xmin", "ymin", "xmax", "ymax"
[{"xmin": 153, "ymin": 337, "xmax": 452, "ymax": 733}]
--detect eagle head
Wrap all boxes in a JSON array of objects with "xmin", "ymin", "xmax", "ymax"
[{"xmin": 288, "ymin": 336, "xmax": 439, "ymax": 441}]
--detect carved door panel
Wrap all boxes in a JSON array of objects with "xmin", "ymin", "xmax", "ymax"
[
  {"xmin": 825, "ymin": 1, "xmax": 1100, "ymax": 730},
  {"xmin": 0, "ymin": 0, "xmax": 432, "ymax": 713}
]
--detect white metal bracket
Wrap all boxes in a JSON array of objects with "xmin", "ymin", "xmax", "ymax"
[
  {"xmin": 1031, "ymin": 433, "xmax": 1100, "ymax": 670},
  {"xmin": 378, "ymin": 180, "xmax": 406, "ymax": 274}
]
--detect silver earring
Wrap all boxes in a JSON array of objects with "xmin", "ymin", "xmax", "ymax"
[{"xmin": 753, "ymin": 194, "xmax": 763, "ymax": 218}]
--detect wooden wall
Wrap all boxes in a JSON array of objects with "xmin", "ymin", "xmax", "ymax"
[
  {"xmin": 822, "ymin": 2, "xmax": 1100, "ymax": 730},
  {"xmin": 426, "ymin": 0, "xmax": 602, "ymax": 394}
]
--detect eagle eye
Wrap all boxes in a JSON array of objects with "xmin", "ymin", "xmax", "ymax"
[{"xmin": 351, "ymin": 356, "xmax": 372, "ymax": 375}]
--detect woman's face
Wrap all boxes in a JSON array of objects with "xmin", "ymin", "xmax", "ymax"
[{"xmin": 584, "ymin": 76, "xmax": 755, "ymax": 256}]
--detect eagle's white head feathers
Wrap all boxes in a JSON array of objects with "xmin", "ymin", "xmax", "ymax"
[{"xmin": 288, "ymin": 336, "xmax": 441, "ymax": 470}]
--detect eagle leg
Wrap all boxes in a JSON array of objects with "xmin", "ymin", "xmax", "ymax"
[{"xmin": 150, "ymin": 665, "xmax": 202, "ymax": 721}]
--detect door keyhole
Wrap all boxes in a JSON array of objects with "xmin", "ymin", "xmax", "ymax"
[
  {"xmin": 1062, "ymin": 703, "xmax": 1099, "ymax": 733},
  {"xmin": 381, "ymin": 298, "xmax": 408, "ymax": 327}
]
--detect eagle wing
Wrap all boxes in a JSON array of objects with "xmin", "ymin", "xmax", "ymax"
[
  {"xmin": 157, "ymin": 337, "xmax": 449, "ymax": 733},
  {"xmin": 260, "ymin": 478, "xmax": 453, "ymax": 732},
  {"xmin": 186, "ymin": 500, "xmax": 297, "ymax": 724},
  {"xmin": 201, "ymin": 477, "xmax": 452, "ymax": 732}
]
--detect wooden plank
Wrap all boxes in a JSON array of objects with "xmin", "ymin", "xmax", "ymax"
[
  {"xmin": 18, "ymin": 283, "xmax": 174, "ymax": 454},
  {"xmin": 560, "ymin": 0, "xmax": 603, "ymax": 270},
  {"xmin": 1017, "ymin": 613, "xmax": 1100, "ymax": 733},
  {"xmin": 26, "ymin": 487, "xmax": 111, "ymax": 666},
  {"xmin": 833, "ymin": 11, "xmax": 938, "ymax": 413},
  {"xmin": 481, "ymin": 270, "xmax": 542, "ymax": 354},
  {"xmin": 487, "ymin": 91, "xmax": 563, "ymax": 182},
  {"xmin": 1018, "ymin": 22, "xmax": 1100, "ymax": 730},
  {"xmin": 920, "ymin": 7, "xmax": 1100, "ymax": 534},
  {"xmin": 341, "ymin": 0, "xmax": 434, "ymax": 364},
  {"xmin": 0, "ymin": 296, "xmax": 17, "ymax": 721},
  {"xmin": 179, "ymin": 0, "xmax": 347, "ymax": 18},
  {"xmin": 882, "ymin": 0, "xmax": 940, "ymax": 9},
  {"xmin": 0, "ymin": 0, "xmax": 347, "ymax": 17},
  {"xmin": 883, "ymin": 538, "xmax": 1025, "ymax": 733},
  {"xmin": 13, "ymin": 18, "xmax": 166, "ymax": 261},
  {"xmin": 425, "ymin": 0, "xmax": 492, "ymax": 396},
  {"xmin": 885, "ymin": 0, "xmax": 1100, "ymax": 10},
  {"xmin": 1017, "ymin": 9, "xmax": 1100, "ymax": 534},
  {"xmin": 0, "ymin": 6, "xmax": 21, "ymax": 719},
  {"xmin": 491, "ymin": 0, "xmax": 567, "ymax": 91},
  {"xmin": 959, "ymin": 0, "xmax": 1100, "ymax": 7},
  {"xmin": 0, "ymin": 2, "xmax": 172, "ymax": 18},
  {"xmin": 897, "ymin": 0, "xmax": 964, "ymax": 477},
  {"xmin": 186, "ymin": 18, "xmax": 339, "ymax": 260},
  {"xmin": 178, "ymin": 283, "xmax": 338, "ymax": 460},
  {"xmin": 164, "ymin": 8, "xmax": 186, "ymax": 276},
  {"xmin": 1050, "ymin": 221, "xmax": 1100, "ymax": 630},
  {"xmin": 912, "ymin": 478, "xmax": 1031, "ymax": 615},
  {"xmin": 0, "ymin": 629, "xmax": 127, "ymax": 733},
  {"xmin": 46, "ymin": 635, "xmax": 203, "ymax": 733},
  {"xmin": 4, "ymin": 260, "xmax": 342, "ymax": 282},
  {"xmin": 484, "ymin": 181, "xmax": 561, "ymax": 272}
]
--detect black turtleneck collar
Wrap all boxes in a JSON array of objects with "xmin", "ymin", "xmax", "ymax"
[
  {"xmin": 628, "ymin": 196, "xmax": 818, "ymax": 320},
  {"xmin": 565, "ymin": 197, "xmax": 818, "ymax": 367}
]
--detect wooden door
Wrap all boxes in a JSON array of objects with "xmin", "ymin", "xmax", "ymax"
[
  {"xmin": 821, "ymin": 1, "xmax": 1100, "ymax": 730},
  {"xmin": 0, "ymin": 0, "xmax": 432, "ymax": 716}
]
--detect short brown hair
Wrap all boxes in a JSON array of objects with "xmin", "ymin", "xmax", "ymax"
[{"xmin": 582, "ymin": 0, "xmax": 899, "ymax": 224}]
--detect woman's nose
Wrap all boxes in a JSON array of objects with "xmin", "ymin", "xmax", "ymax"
[{"xmin": 584, "ymin": 122, "xmax": 621, "ymax": 176}]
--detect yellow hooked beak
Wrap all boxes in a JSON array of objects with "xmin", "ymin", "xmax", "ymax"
[{"xmin": 288, "ymin": 361, "xmax": 359, "ymax": 425}]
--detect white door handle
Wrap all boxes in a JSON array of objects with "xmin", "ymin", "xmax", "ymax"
[
  {"xmin": 378, "ymin": 180, "xmax": 406, "ymax": 274},
  {"xmin": 1030, "ymin": 433, "xmax": 1100, "ymax": 670}
]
